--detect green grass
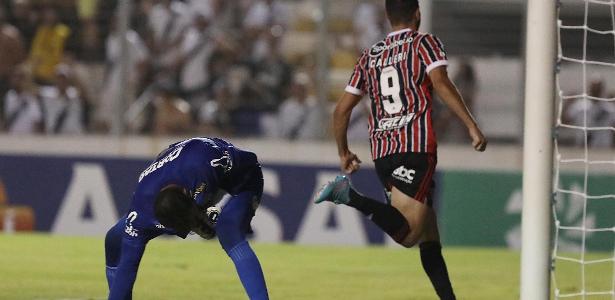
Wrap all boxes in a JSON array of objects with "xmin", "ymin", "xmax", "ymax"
[{"xmin": 0, "ymin": 234, "xmax": 610, "ymax": 299}]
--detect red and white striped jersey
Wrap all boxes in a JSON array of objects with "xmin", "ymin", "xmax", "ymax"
[{"xmin": 345, "ymin": 28, "xmax": 448, "ymax": 160}]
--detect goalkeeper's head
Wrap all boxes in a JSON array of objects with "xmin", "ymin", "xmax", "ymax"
[
  {"xmin": 385, "ymin": 0, "xmax": 420, "ymax": 28},
  {"xmin": 154, "ymin": 185, "xmax": 212, "ymax": 238}
]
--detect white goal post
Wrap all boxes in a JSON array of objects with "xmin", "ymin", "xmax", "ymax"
[{"xmin": 521, "ymin": 0, "xmax": 557, "ymax": 299}]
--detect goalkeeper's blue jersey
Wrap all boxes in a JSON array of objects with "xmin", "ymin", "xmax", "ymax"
[
  {"xmin": 123, "ymin": 137, "xmax": 258, "ymax": 243},
  {"xmin": 107, "ymin": 137, "xmax": 262, "ymax": 300}
]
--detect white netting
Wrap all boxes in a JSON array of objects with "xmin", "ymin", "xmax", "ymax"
[{"xmin": 553, "ymin": 0, "xmax": 615, "ymax": 298}]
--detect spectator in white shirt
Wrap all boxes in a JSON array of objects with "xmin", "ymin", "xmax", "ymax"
[
  {"xmin": 96, "ymin": 17, "xmax": 148, "ymax": 132},
  {"xmin": 277, "ymin": 72, "xmax": 322, "ymax": 140},
  {"xmin": 2, "ymin": 65, "xmax": 42, "ymax": 134},
  {"xmin": 243, "ymin": 0, "xmax": 289, "ymax": 63},
  {"xmin": 592, "ymin": 91, "xmax": 615, "ymax": 148},
  {"xmin": 177, "ymin": 11, "xmax": 215, "ymax": 106},
  {"xmin": 353, "ymin": 0, "xmax": 386, "ymax": 51},
  {"xmin": 243, "ymin": 0, "xmax": 288, "ymax": 31},
  {"xmin": 148, "ymin": 0, "xmax": 190, "ymax": 51},
  {"xmin": 565, "ymin": 78, "xmax": 614, "ymax": 148},
  {"xmin": 39, "ymin": 65, "xmax": 86, "ymax": 134}
]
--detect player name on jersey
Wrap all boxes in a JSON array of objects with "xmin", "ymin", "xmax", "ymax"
[
  {"xmin": 369, "ymin": 37, "xmax": 414, "ymax": 68},
  {"xmin": 138, "ymin": 146, "xmax": 183, "ymax": 182}
]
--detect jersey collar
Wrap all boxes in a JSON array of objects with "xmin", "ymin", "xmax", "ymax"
[{"xmin": 388, "ymin": 28, "xmax": 412, "ymax": 37}]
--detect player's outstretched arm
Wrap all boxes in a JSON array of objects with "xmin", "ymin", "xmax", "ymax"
[
  {"xmin": 333, "ymin": 92, "xmax": 364, "ymax": 173},
  {"xmin": 108, "ymin": 239, "xmax": 147, "ymax": 300},
  {"xmin": 429, "ymin": 66, "xmax": 488, "ymax": 152}
]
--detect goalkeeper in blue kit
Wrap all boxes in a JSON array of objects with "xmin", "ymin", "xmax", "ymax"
[{"xmin": 104, "ymin": 137, "xmax": 269, "ymax": 300}]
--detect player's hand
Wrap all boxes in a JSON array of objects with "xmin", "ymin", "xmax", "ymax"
[
  {"xmin": 340, "ymin": 151, "xmax": 362, "ymax": 174},
  {"xmin": 469, "ymin": 125, "xmax": 487, "ymax": 152},
  {"xmin": 193, "ymin": 206, "xmax": 219, "ymax": 240}
]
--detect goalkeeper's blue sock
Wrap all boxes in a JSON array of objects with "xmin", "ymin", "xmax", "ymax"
[
  {"xmin": 217, "ymin": 191, "xmax": 268, "ymax": 299},
  {"xmin": 228, "ymin": 241, "xmax": 269, "ymax": 300}
]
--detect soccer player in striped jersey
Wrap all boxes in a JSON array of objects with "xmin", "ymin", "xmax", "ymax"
[{"xmin": 315, "ymin": 1, "xmax": 487, "ymax": 299}]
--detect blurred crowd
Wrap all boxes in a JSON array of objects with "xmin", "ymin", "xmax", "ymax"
[
  {"xmin": 3, "ymin": 0, "xmax": 609, "ymax": 146},
  {"xmin": 0, "ymin": 0, "xmax": 328, "ymax": 137},
  {"xmin": 0, "ymin": 0, "xmax": 497, "ymax": 144}
]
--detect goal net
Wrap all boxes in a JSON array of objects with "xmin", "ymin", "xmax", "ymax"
[{"xmin": 553, "ymin": 0, "xmax": 615, "ymax": 298}]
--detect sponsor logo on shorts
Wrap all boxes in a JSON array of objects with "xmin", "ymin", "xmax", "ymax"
[{"xmin": 392, "ymin": 166, "xmax": 415, "ymax": 184}]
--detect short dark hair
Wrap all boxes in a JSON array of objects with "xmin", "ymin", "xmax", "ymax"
[
  {"xmin": 154, "ymin": 187, "xmax": 196, "ymax": 235},
  {"xmin": 385, "ymin": 0, "xmax": 419, "ymax": 25}
]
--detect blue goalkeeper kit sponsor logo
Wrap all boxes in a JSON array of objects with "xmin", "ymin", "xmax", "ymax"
[
  {"xmin": 124, "ymin": 211, "xmax": 139, "ymax": 237},
  {"xmin": 210, "ymin": 151, "xmax": 233, "ymax": 173}
]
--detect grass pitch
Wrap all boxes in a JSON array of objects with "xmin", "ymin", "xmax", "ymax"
[{"xmin": 0, "ymin": 234, "xmax": 609, "ymax": 299}]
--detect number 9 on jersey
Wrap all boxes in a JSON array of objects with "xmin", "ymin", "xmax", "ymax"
[{"xmin": 380, "ymin": 66, "xmax": 403, "ymax": 115}]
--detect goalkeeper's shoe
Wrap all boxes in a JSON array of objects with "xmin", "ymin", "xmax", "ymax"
[{"xmin": 314, "ymin": 175, "xmax": 351, "ymax": 205}]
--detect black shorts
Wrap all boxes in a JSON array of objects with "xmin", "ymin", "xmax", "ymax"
[{"xmin": 374, "ymin": 152, "xmax": 437, "ymax": 206}]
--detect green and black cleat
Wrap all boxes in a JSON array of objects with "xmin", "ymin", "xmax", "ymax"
[{"xmin": 314, "ymin": 175, "xmax": 352, "ymax": 205}]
